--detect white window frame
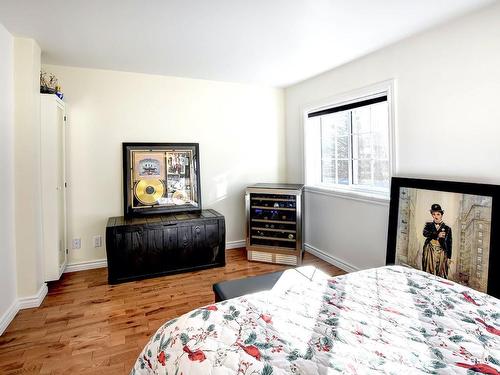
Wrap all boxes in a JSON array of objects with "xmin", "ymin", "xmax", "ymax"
[{"xmin": 302, "ymin": 80, "xmax": 396, "ymax": 202}]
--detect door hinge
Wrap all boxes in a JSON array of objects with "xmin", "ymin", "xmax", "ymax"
[
  {"xmin": 64, "ymin": 115, "xmax": 67, "ymax": 122},
  {"xmin": 65, "ymin": 182, "xmax": 67, "ymax": 188},
  {"xmin": 66, "ymin": 248, "xmax": 68, "ymax": 254}
]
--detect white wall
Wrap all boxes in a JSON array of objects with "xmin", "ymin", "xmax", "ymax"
[
  {"xmin": 0, "ymin": 23, "xmax": 17, "ymax": 333},
  {"xmin": 43, "ymin": 65, "xmax": 286, "ymax": 265},
  {"xmin": 285, "ymin": 3, "xmax": 500, "ymax": 270},
  {"xmin": 14, "ymin": 38, "xmax": 45, "ymax": 297}
]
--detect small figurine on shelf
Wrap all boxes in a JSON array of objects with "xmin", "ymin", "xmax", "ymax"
[
  {"xmin": 40, "ymin": 71, "xmax": 63, "ymax": 100},
  {"xmin": 40, "ymin": 71, "xmax": 53, "ymax": 93},
  {"xmin": 55, "ymin": 85, "xmax": 64, "ymax": 100}
]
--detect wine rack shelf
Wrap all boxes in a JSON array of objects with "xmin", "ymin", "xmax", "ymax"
[
  {"xmin": 251, "ymin": 206, "xmax": 296, "ymax": 211},
  {"xmin": 251, "ymin": 227, "xmax": 296, "ymax": 233},
  {"xmin": 245, "ymin": 183, "xmax": 304, "ymax": 266},
  {"xmin": 251, "ymin": 219, "xmax": 296, "ymax": 224}
]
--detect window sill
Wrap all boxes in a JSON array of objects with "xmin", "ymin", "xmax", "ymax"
[{"xmin": 304, "ymin": 185, "xmax": 390, "ymax": 206}]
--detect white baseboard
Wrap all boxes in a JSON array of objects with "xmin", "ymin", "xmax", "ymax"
[
  {"xmin": 226, "ymin": 240, "xmax": 246, "ymax": 249},
  {"xmin": 1, "ymin": 283, "xmax": 48, "ymax": 336},
  {"xmin": 0, "ymin": 300, "xmax": 19, "ymax": 336},
  {"xmin": 64, "ymin": 258, "xmax": 108, "ymax": 273},
  {"xmin": 18, "ymin": 283, "xmax": 48, "ymax": 309},
  {"xmin": 58, "ymin": 258, "xmax": 68, "ymax": 279},
  {"xmin": 304, "ymin": 243, "xmax": 359, "ymax": 273},
  {"xmin": 63, "ymin": 240, "xmax": 246, "ymax": 274}
]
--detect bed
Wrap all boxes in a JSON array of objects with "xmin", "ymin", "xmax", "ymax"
[{"xmin": 131, "ymin": 266, "xmax": 500, "ymax": 374}]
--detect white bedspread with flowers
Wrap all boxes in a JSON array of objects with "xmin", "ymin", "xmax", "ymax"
[{"xmin": 132, "ymin": 266, "xmax": 500, "ymax": 374}]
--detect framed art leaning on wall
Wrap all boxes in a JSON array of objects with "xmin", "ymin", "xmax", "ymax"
[
  {"xmin": 123, "ymin": 142, "xmax": 201, "ymax": 217},
  {"xmin": 386, "ymin": 177, "xmax": 500, "ymax": 297}
]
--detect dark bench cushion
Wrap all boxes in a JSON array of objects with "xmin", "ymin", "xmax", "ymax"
[{"xmin": 213, "ymin": 271, "xmax": 284, "ymax": 302}]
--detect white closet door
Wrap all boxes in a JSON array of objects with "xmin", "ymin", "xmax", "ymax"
[
  {"xmin": 56, "ymin": 104, "xmax": 66, "ymax": 269},
  {"xmin": 42, "ymin": 94, "xmax": 67, "ymax": 281}
]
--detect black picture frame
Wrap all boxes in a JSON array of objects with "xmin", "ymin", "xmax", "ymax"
[
  {"xmin": 123, "ymin": 142, "xmax": 202, "ymax": 218},
  {"xmin": 386, "ymin": 177, "xmax": 500, "ymax": 298}
]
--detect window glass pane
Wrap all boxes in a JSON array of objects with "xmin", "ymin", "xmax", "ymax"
[
  {"xmin": 373, "ymin": 160, "xmax": 390, "ymax": 188},
  {"xmin": 320, "ymin": 117, "xmax": 335, "ymax": 186},
  {"xmin": 356, "ymin": 159, "xmax": 372, "ymax": 185},
  {"xmin": 321, "ymin": 116, "xmax": 335, "ymax": 136},
  {"xmin": 352, "ymin": 106, "xmax": 371, "ymax": 134},
  {"xmin": 322, "ymin": 112, "xmax": 348, "ymax": 130},
  {"xmin": 337, "ymin": 136, "xmax": 349, "ymax": 159},
  {"xmin": 354, "ymin": 134, "xmax": 372, "ymax": 159},
  {"xmin": 337, "ymin": 160, "xmax": 349, "ymax": 185},
  {"xmin": 334, "ymin": 112, "xmax": 350, "ymax": 136},
  {"xmin": 321, "ymin": 123, "xmax": 336, "ymax": 158},
  {"xmin": 321, "ymin": 159, "xmax": 336, "ymax": 184},
  {"xmin": 373, "ymin": 132, "xmax": 389, "ymax": 160},
  {"xmin": 371, "ymin": 101, "xmax": 388, "ymax": 134}
]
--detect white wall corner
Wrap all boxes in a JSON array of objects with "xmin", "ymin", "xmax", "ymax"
[
  {"xmin": 1, "ymin": 282, "xmax": 48, "ymax": 335},
  {"xmin": 17, "ymin": 282, "xmax": 48, "ymax": 310},
  {"xmin": 304, "ymin": 243, "xmax": 359, "ymax": 273},
  {"xmin": 0, "ymin": 19, "xmax": 18, "ymax": 338},
  {"xmin": 13, "ymin": 37, "xmax": 45, "ymax": 299},
  {"xmin": 0, "ymin": 300, "xmax": 19, "ymax": 336}
]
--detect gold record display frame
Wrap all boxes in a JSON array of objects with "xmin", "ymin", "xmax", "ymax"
[{"xmin": 123, "ymin": 143, "xmax": 201, "ymax": 217}]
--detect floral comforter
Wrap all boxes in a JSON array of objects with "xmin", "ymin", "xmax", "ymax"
[{"xmin": 131, "ymin": 266, "xmax": 500, "ymax": 374}]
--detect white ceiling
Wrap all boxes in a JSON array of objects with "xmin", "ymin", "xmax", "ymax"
[{"xmin": 0, "ymin": 0, "xmax": 495, "ymax": 87}]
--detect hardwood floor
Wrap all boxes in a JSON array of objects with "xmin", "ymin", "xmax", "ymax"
[{"xmin": 0, "ymin": 249, "xmax": 345, "ymax": 374}]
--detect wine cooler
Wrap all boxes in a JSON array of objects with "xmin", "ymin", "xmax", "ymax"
[{"xmin": 245, "ymin": 183, "xmax": 304, "ymax": 265}]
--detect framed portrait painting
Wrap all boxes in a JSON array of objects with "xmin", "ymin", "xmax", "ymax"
[{"xmin": 386, "ymin": 177, "xmax": 500, "ymax": 297}]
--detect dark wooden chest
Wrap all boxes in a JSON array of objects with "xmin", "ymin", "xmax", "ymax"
[{"xmin": 105, "ymin": 209, "xmax": 225, "ymax": 284}]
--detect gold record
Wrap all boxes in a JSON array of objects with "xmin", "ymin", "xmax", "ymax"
[{"xmin": 134, "ymin": 179, "xmax": 165, "ymax": 205}]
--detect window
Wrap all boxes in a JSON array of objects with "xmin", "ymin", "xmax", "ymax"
[{"xmin": 304, "ymin": 82, "xmax": 393, "ymax": 197}]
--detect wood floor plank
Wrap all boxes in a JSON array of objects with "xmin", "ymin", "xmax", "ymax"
[{"xmin": 0, "ymin": 249, "xmax": 345, "ymax": 374}]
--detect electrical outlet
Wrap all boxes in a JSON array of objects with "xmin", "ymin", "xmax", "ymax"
[
  {"xmin": 93, "ymin": 235, "xmax": 103, "ymax": 248},
  {"xmin": 72, "ymin": 238, "xmax": 81, "ymax": 249}
]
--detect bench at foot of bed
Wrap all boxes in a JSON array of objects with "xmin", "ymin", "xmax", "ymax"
[{"xmin": 212, "ymin": 270, "xmax": 285, "ymax": 302}]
